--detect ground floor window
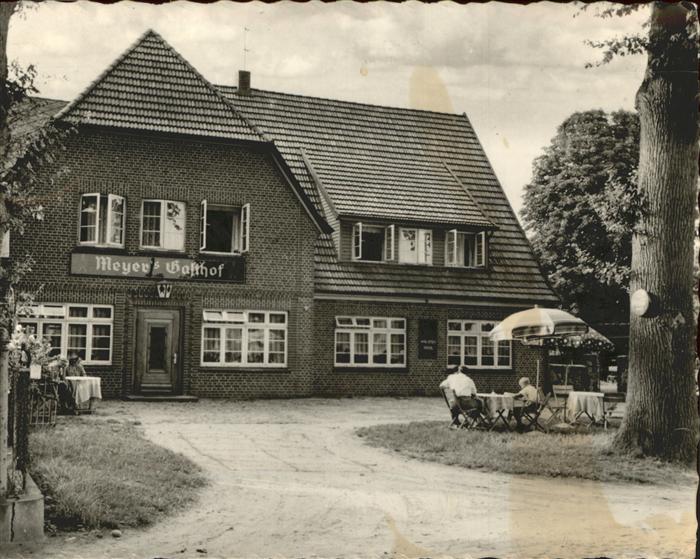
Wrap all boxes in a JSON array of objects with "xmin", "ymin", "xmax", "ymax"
[
  {"xmin": 17, "ymin": 303, "xmax": 113, "ymax": 364},
  {"xmin": 201, "ymin": 310, "xmax": 287, "ymax": 367},
  {"xmin": 334, "ymin": 316, "xmax": 406, "ymax": 367},
  {"xmin": 447, "ymin": 320, "xmax": 511, "ymax": 368}
]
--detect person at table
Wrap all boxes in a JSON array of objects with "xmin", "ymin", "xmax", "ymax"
[
  {"xmin": 513, "ymin": 376, "xmax": 539, "ymax": 429},
  {"xmin": 65, "ymin": 351, "xmax": 87, "ymax": 377},
  {"xmin": 439, "ymin": 365, "xmax": 482, "ymax": 427}
]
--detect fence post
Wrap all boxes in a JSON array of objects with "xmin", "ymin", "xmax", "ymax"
[
  {"xmin": 0, "ymin": 339, "xmax": 8, "ymax": 498},
  {"xmin": 14, "ymin": 367, "xmax": 30, "ymax": 491}
]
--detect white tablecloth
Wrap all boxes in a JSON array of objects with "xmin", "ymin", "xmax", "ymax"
[
  {"xmin": 66, "ymin": 376, "xmax": 102, "ymax": 406},
  {"xmin": 477, "ymin": 393, "xmax": 515, "ymax": 419},
  {"xmin": 567, "ymin": 391, "xmax": 604, "ymax": 422}
]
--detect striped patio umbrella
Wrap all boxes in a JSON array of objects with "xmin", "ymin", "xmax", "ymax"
[{"xmin": 490, "ymin": 306, "xmax": 589, "ymax": 390}]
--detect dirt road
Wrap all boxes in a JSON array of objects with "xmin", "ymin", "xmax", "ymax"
[{"xmin": 8, "ymin": 398, "xmax": 696, "ymax": 558}]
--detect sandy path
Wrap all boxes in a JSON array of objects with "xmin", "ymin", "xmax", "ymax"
[{"xmin": 6, "ymin": 398, "xmax": 696, "ymax": 558}]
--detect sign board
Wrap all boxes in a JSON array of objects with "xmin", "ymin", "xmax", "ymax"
[
  {"xmin": 418, "ymin": 319, "xmax": 438, "ymax": 359},
  {"xmin": 71, "ymin": 253, "xmax": 245, "ymax": 283}
]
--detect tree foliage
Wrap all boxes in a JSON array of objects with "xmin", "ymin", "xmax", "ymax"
[
  {"xmin": 521, "ymin": 110, "xmax": 641, "ymax": 326},
  {"xmin": 1, "ymin": 2, "xmax": 72, "ymax": 332}
]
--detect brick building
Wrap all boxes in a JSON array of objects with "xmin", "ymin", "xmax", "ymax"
[{"xmin": 10, "ymin": 30, "xmax": 558, "ymax": 399}]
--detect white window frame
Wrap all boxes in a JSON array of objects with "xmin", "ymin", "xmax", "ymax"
[
  {"xmin": 200, "ymin": 310, "xmax": 287, "ymax": 368},
  {"xmin": 352, "ymin": 222, "xmax": 363, "ymax": 260},
  {"xmin": 140, "ymin": 199, "xmax": 186, "ymax": 251},
  {"xmin": 199, "ymin": 199, "xmax": 247, "ymax": 255},
  {"xmin": 334, "ymin": 316, "xmax": 406, "ymax": 368},
  {"xmin": 240, "ymin": 203, "xmax": 250, "ymax": 253},
  {"xmin": 398, "ymin": 227, "xmax": 433, "ymax": 265},
  {"xmin": 384, "ymin": 224, "xmax": 395, "ymax": 261},
  {"xmin": 1, "ymin": 230, "xmax": 9, "ymax": 258},
  {"xmin": 446, "ymin": 230, "xmax": 487, "ymax": 268},
  {"xmin": 78, "ymin": 193, "xmax": 126, "ymax": 248},
  {"xmin": 446, "ymin": 320, "xmax": 511, "ymax": 369},
  {"xmin": 17, "ymin": 304, "xmax": 114, "ymax": 365}
]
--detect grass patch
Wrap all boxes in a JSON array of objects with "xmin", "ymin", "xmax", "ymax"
[
  {"xmin": 357, "ymin": 421, "xmax": 695, "ymax": 485},
  {"xmin": 30, "ymin": 417, "xmax": 207, "ymax": 531}
]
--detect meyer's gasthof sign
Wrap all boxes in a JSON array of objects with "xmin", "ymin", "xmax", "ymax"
[{"xmin": 70, "ymin": 253, "xmax": 245, "ymax": 282}]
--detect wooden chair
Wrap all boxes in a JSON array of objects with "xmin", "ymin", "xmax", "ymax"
[
  {"xmin": 547, "ymin": 384, "xmax": 573, "ymax": 425},
  {"xmin": 521, "ymin": 391, "xmax": 550, "ymax": 433}
]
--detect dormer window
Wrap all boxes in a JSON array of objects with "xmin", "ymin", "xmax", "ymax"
[
  {"xmin": 352, "ymin": 222, "xmax": 395, "ymax": 262},
  {"xmin": 398, "ymin": 228, "xmax": 432, "ymax": 265},
  {"xmin": 446, "ymin": 230, "xmax": 486, "ymax": 268}
]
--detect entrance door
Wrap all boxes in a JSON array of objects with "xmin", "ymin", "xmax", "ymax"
[{"xmin": 135, "ymin": 308, "xmax": 181, "ymax": 395}]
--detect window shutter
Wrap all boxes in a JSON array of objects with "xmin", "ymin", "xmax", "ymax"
[
  {"xmin": 420, "ymin": 229, "xmax": 433, "ymax": 264},
  {"xmin": 446, "ymin": 229, "xmax": 458, "ymax": 266},
  {"xmin": 1, "ymin": 231, "xmax": 9, "ymax": 258},
  {"xmin": 352, "ymin": 222, "xmax": 362, "ymax": 260},
  {"xmin": 476, "ymin": 231, "xmax": 486, "ymax": 267},
  {"xmin": 106, "ymin": 194, "xmax": 125, "ymax": 246},
  {"xmin": 200, "ymin": 199, "xmax": 207, "ymax": 250},
  {"xmin": 164, "ymin": 201, "xmax": 186, "ymax": 251},
  {"xmin": 384, "ymin": 224, "xmax": 395, "ymax": 261},
  {"xmin": 240, "ymin": 203, "xmax": 250, "ymax": 253}
]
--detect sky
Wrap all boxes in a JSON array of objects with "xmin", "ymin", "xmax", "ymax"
[{"xmin": 7, "ymin": 1, "xmax": 648, "ymax": 219}]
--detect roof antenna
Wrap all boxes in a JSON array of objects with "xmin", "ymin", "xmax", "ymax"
[{"xmin": 243, "ymin": 26, "xmax": 250, "ymax": 71}]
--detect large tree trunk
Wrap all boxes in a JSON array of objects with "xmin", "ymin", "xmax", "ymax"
[{"xmin": 615, "ymin": 2, "xmax": 699, "ymax": 462}]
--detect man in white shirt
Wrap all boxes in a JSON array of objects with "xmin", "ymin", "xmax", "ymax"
[
  {"xmin": 513, "ymin": 376, "xmax": 539, "ymax": 429},
  {"xmin": 439, "ymin": 366, "xmax": 481, "ymax": 427}
]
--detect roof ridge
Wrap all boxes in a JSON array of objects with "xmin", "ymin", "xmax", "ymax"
[
  {"xmin": 145, "ymin": 30, "xmax": 266, "ymax": 142},
  {"xmin": 216, "ymin": 84, "xmax": 466, "ymax": 119},
  {"xmin": 55, "ymin": 29, "xmax": 266, "ymax": 142}
]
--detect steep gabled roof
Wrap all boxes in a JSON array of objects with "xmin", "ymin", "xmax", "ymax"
[
  {"xmin": 56, "ymin": 30, "xmax": 263, "ymax": 142},
  {"xmin": 218, "ymin": 86, "xmax": 557, "ymax": 303}
]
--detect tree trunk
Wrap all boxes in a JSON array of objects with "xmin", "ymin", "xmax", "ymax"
[
  {"xmin": 615, "ymin": 2, "xmax": 700, "ymax": 462},
  {"xmin": 0, "ymin": 1, "xmax": 15, "ymax": 499}
]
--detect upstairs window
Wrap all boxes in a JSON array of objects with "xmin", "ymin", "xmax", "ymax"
[
  {"xmin": 140, "ymin": 200, "xmax": 186, "ymax": 251},
  {"xmin": 352, "ymin": 222, "xmax": 395, "ymax": 262},
  {"xmin": 79, "ymin": 193, "xmax": 125, "ymax": 247},
  {"xmin": 200, "ymin": 200, "xmax": 250, "ymax": 254},
  {"xmin": 398, "ymin": 228, "xmax": 432, "ymax": 265},
  {"xmin": 446, "ymin": 230, "xmax": 486, "ymax": 268}
]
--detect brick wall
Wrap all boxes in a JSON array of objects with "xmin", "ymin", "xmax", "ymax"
[
  {"xmin": 15, "ymin": 127, "xmax": 320, "ymax": 398},
  {"xmin": 313, "ymin": 299, "xmax": 543, "ymax": 397}
]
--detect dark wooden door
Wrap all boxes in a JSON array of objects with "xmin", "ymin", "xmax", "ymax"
[{"xmin": 135, "ymin": 309, "xmax": 181, "ymax": 395}]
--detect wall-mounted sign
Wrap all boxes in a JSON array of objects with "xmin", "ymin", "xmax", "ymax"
[
  {"xmin": 70, "ymin": 253, "xmax": 245, "ymax": 283},
  {"xmin": 418, "ymin": 319, "xmax": 438, "ymax": 359}
]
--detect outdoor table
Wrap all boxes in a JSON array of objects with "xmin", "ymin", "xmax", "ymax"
[
  {"xmin": 65, "ymin": 376, "xmax": 102, "ymax": 413},
  {"xmin": 477, "ymin": 392, "xmax": 516, "ymax": 430},
  {"xmin": 566, "ymin": 391, "xmax": 604, "ymax": 424}
]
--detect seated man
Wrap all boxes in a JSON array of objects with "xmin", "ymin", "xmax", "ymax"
[
  {"xmin": 513, "ymin": 376, "xmax": 539, "ymax": 429},
  {"xmin": 439, "ymin": 365, "xmax": 482, "ymax": 428}
]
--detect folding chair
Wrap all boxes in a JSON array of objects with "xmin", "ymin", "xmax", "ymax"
[
  {"xmin": 546, "ymin": 384, "xmax": 573, "ymax": 426},
  {"xmin": 441, "ymin": 389, "xmax": 489, "ymax": 430},
  {"xmin": 602, "ymin": 392, "xmax": 626, "ymax": 430},
  {"xmin": 521, "ymin": 391, "xmax": 550, "ymax": 433}
]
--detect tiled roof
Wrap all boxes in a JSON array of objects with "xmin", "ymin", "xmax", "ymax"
[
  {"xmin": 218, "ymin": 86, "xmax": 493, "ymax": 228},
  {"xmin": 56, "ymin": 30, "xmax": 263, "ymax": 142},
  {"xmin": 218, "ymin": 87, "xmax": 557, "ymax": 303},
  {"xmin": 5, "ymin": 97, "xmax": 65, "ymax": 171}
]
